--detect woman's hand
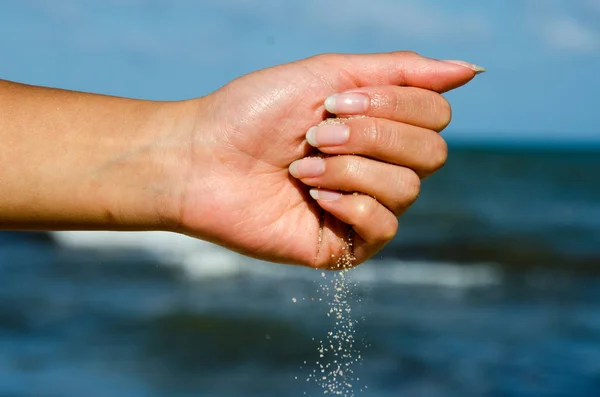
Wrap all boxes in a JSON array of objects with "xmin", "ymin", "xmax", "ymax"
[
  {"xmin": 174, "ymin": 52, "xmax": 482, "ymax": 268},
  {"xmin": 0, "ymin": 51, "xmax": 481, "ymax": 268}
]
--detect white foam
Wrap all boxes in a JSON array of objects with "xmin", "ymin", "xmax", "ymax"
[
  {"xmin": 52, "ymin": 231, "xmax": 502, "ymax": 287},
  {"xmin": 352, "ymin": 260, "xmax": 501, "ymax": 287},
  {"xmin": 53, "ymin": 231, "xmax": 210, "ymax": 261}
]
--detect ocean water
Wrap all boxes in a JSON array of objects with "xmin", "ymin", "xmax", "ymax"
[{"xmin": 1, "ymin": 146, "xmax": 600, "ymax": 397}]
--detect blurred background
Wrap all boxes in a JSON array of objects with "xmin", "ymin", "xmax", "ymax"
[{"xmin": 1, "ymin": 1, "xmax": 599, "ymax": 396}]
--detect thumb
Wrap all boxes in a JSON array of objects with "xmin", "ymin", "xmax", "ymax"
[{"xmin": 305, "ymin": 51, "xmax": 485, "ymax": 93}]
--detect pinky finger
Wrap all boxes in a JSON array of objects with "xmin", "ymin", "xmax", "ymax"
[{"xmin": 310, "ymin": 189, "xmax": 399, "ymax": 264}]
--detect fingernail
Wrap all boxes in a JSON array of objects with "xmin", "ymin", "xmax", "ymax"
[
  {"xmin": 289, "ymin": 158, "xmax": 326, "ymax": 178},
  {"xmin": 324, "ymin": 92, "xmax": 370, "ymax": 114},
  {"xmin": 442, "ymin": 60, "xmax": 486, "ymax": 74},
  {"xmin": 309, "ymin": 189, "xmax": 342, "ymax": 201},
  {"xmin": 306, "ymin": 124, "xmax": 350, "ymax": 147}
]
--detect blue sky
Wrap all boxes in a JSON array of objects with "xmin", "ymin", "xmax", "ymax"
[{"xmin": 1, "ymin": 0, "xmax": 599, "ymax": 143}]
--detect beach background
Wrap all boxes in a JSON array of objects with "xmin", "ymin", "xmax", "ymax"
[{"xmin": 1, "ymin": 1, "xmax": 599, "ymax": 396}]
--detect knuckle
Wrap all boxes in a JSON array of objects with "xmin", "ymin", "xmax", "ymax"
[
  {"xmin": 391, "ymin": 89, "xmax": 411, "ymax": 119},
  {"xmin": 364, "ymin": 119, "xmax": 381, "ymax": 144},
  {"xmin": 311, "ymin": 53, "xmax": 339, "ymax": 65},
  {"xmin": 426, "ymin": 135, "xmax": 449, "ymax": 172},
  {"xmin": 371, "ymin": 214, "xmax": 398, "ymax": 245},
  {"xmin": 433, "ymin": 94, "xmax": 453, "ymax": 131},
  {"xmin": 364, "ymin": 119, "xmax": 393, "ymax": 152},
  {"xmin": 380, "ymin": 217, "xmax": 399, "ymax": 242},
  {"xmin": 354, "ymin": 199, "xmax": 370, "ymax": 223},
  {"xmin": 397, "ymin": 50, "xmax": 419, "ymax": 58},
  {"xmin": 397, "ymin": 88, "xmax": 420, "ymax": 119},
  {"xmin": 340, "ymin": 156, "xmax": 362, "ymax": 182},
  {"xmin": 401, "ymin": 171, "xmax": 421, "ymax": 204},
  {"xmin": 352, "ymin": 196, "xmax": 399, "ymax": 245}
]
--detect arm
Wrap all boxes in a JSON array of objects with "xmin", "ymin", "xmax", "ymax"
[
  {"xmin": 0, "ymin": 52, "xmax": 482, "ymax": 267},
  {"xmin": 0, "ymin": 80, "xmax": 193, "ymax": 230}
]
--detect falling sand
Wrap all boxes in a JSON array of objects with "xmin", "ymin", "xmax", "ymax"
[
  {"xmin": 302, "ymin": 224, "xmax": 367, "ymax": 396},
  {"xmin": 295, "ymin": 116, "xmax": 370, "ymax": 396}
]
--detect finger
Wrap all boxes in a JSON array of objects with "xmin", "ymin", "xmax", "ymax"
[
  {"xmin": 310, "ymin": 189, "xmax": 398, "ymax": 264},
  {"xmin": 306, "ymin": 118, "xmax": 448, "ymax": 178},
  {"xmin": 305, "ymin": 51, "xmax": 484, "ymax": 93},
  {"xmin": 289, "ymin": 155, "xmax": 420, "ymax": 216},
  {"xmin": 322, "ymin": 86, "xmax": 452, "ymax": 131}
]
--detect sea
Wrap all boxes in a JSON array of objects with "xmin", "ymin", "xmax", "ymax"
[{"xmin": 1, "ymin": 145, "xmax": 600, "ymax": 397}]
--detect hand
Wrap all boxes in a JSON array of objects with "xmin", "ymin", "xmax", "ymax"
[{"xmin": 173, "ymin": 52, "xmax": 480, "ymax": 268}]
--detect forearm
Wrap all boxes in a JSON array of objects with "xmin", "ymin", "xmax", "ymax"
[{"xmin": 0, "ymin": 79, "xmax": 195, "ymax": 231}]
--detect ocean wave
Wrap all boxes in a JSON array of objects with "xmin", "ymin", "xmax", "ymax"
[
  {"xmin": 52, "ymin": 231, "xmax": 502, "ymax": 288},
  {"xmin": 383, "ymin": 237, "xmax": 600, "ymax": 273}
]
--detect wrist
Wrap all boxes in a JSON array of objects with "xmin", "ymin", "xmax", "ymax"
[
  {"xmin": 120, "ymin": 97, "xmax": 202, "ymax": 233},
  {"xmin": 155, "ymin": 93, "xmax": 232, "ymax": 242}
]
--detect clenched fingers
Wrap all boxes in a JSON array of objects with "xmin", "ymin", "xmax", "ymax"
[
  {"xmin": 289, "ymin": 155, "xmax": 421, "ymax": 216},
  {"xmin": 324, "ymin": 86, "xmax": 453, "ymax": 132},
  {"xmin": 309, "ymin": 190, "xmax": 398, "ymax": 264},
  {"xmin": 306, "ymin": 117, "xmax": 448, "ymax": 178}
]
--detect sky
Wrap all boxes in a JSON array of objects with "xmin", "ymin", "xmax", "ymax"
[{"xmin": 1, "ymin": 0, "xmax": 599, "ymax": 144}]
